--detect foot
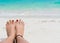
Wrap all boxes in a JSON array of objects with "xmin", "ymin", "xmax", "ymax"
[
  {"xmin": 6, "ymin": 20, "xmax": 15, "ymax": 38},
  {"xmin": 15, "ymin": 19, "xmax": 24, "ymax": 37}
]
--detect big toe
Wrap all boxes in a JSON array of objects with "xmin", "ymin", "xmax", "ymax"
[{"xmin": 16, "ymin": 19, "xmax": 19, "ymax": 23}]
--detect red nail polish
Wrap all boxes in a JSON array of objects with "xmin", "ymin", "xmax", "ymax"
[
  {"xmin": 12, "ymin": 20, "xmax": 14, "ymax": 22},
  {"xmin": 16, "ymin": 20, "xmax": 18, "ymax": 22}
]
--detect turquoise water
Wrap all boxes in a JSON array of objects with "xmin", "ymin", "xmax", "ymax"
[{"xmin": 0, "ymin": 0, "xmax": 60, "ymax": 10}]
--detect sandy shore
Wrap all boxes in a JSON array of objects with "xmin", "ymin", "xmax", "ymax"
[{"xmin": 0, "ymin": 18, "xmax": 60, "ymax": 43}]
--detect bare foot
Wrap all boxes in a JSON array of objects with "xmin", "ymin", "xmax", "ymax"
[
  {"xmin": 15, "ymin": 19, "xmax": 24, "ymax": 37},
  {"xmin": 6, "ymin": 20, "xmax": 15, "ymax": 38}
]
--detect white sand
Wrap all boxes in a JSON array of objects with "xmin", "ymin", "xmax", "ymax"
[
  {"xmin": 0, "ymin": 18, "xmax": 60, "ymax": 43},
  {"xmin": 0, "ymin": 9, "xmax": 60, "ymax": 43}
]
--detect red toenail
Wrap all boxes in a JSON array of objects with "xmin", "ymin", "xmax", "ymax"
[
  {"xmin": 12, "ymin": 20, "xmax": 14, "ymax": 22},
  {"xmin": 16, "ymin": 20, "xmax": 18, "ymax": 22}
]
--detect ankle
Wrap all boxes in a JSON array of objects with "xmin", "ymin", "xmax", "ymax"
[
  {"xmin": 17, "ymin": 33, "xmax": 24, "ymax": 37},
  {"xmin": 8, "ymin": 35, "xmax": 15, "ymax": 40}
]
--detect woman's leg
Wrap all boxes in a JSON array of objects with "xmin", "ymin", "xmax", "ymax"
[
  {"xmin": 0, "ymin": 20, "xmax": 16, "ymax": 43},
  {"xmin": 16, "ymin": 36, "xmax": 28, "ymax": 43},
  {"xmin": 15, "ymin": 19, "xmax": 29, "ymax": 43},
  {"xmin": 0, "ymin": 35, "xmax": 14, "ymax": 43},
  {"xmin": 6, "ymin": 20, "xmax": 15, "ymax": 37}
]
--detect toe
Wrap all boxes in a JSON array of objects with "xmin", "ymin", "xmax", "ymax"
[
  {"xmin": 16, "ymin": 19, "xmax": 20, "ymax": 24},
  {"xmin": 12, "ymin": 20, "xmax": 14, "ymax": 24},
  {"xmin": 9, "ymin": 20, "xmax": 12, "ymax": 24},
  {"xmin": 22, "ymin": 20, "xmax": 24, "ymax": 24},
  {"xmin": 6, "ymin": 21, "xmax": 9, "ymax": 25},
  {"xmin": 16, "ymin": 19, "xmax": 18, "ymax": 22},
  {"xmin": 6, "ymin": 21, "xmax": 8, "ymax": 27},
  {"xmin": 21, "ymin": 20, "xmax": 24, "ymax": 25},
  {"xmin": 19, "ymin": 19, "xmax": 21, "ymax": 24}
]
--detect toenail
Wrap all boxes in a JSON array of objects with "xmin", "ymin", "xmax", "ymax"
[
  {"xmin": 16, "ymin": 20, "xmax": 18, "ymax": 22},
  {"xmin": 12, "ymin": 20, "xmax": 14, "ymax": 22}
]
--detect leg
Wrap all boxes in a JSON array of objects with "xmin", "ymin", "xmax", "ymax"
[
  {"xmin": 16, "ymin": 36, "xmax": 28, "ymax": 43},
  {"xmin": 15, "ymin": 19, "xmax": 29, "ymax": 43},
  {"xmin": 6, "ymin": 20, "xmax": 15, "ymax": 37},
  {"xmin": 0, "ymin": 20, "xmax": 16, "ymax": 43},
  {"xmin": 0, "ymin": 36, "xmax": 14, "ymax": 43}
]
